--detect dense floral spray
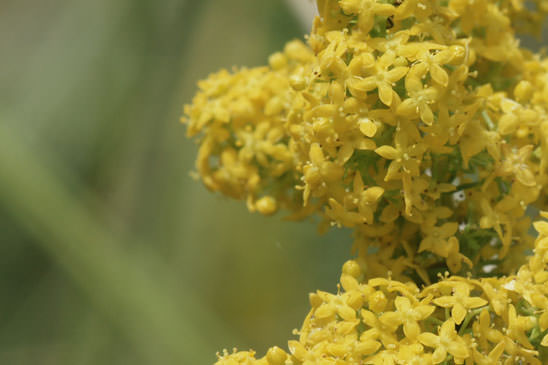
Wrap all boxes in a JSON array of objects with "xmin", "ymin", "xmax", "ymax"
[{"xmin": 184, "ymin": 0, "xmax": 548, "ymax": 363}]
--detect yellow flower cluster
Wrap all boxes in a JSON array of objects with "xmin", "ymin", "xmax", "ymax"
[
  {"xmin": 184, "ymin": 0, "xmax": 548, "ymax": 282},
  {"xmin": 183, "ymin": 0, "xmax": 548, "ymax": 362},
  {"xmin": 216, "ymin": 215, "xmax": 548, "ymax": 364}
]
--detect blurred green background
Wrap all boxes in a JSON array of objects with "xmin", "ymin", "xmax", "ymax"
[{"xmin": 0, "ymin": 1, "xmax": 351, "ymax": 364}]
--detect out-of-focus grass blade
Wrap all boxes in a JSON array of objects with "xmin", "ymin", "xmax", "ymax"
[{"xmin": 0, "ymin": 123, "xmax": 239, "ymax": 364}]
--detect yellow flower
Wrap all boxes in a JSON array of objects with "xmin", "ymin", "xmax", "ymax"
[
  {"xmin": 512, "ymin": 268, "xmax": 548, "ymax": 309},
  {"xmin": 375, "ymin": 124, "xmax": 426, "ymax": 181},
  {"xmin": 457, "ymin": 119, "xmax": 491, "ymax": 168},
  {"xmin": 471, "ymin": 341, "xmax": 505, "ymax": 365},
  {"xmin": 339, "ymin": 0, "xmax": 395, "ymax": 34},
  {"xmin": 314, "ymin": 292, "xmax": 357, "ymax": 323},
  {"xmin": 361, "ymin": 308, "xmax": 398, "ymax": 347},
  {"xmin": 207, "ymin": 147, "xmax": 261, "ymax": 198},
  {"xmin": 402, "ymin": 175, "xmax": 430, "ymax": 216},
  {"xmin": 422, "ymin": 103, "xmax": 479, "ymax": 153},
  {"xmin": 446, "ymin": 237, "xmax": 473, "ymax": 273},
  {"xmin": 253, "ymin": 196, "xmax": 278, "ymax": 216},
  {"xmin": 432, "ymin": 283, "xmax": 488, "ymax": 324},
  {"xmin": 368, "ymin": 31, "xmax": 410, "ymax": 57},
  {"xmin": 338, "ymin": 133, "xmax": 377, "ymax": 164},
  {"xmin": 450, "ymin": 0, "xmax": 489, "ymax": 32},
  {"xmin": 396, "ymin": 343, "xmax": 434, "ymax": 365},
  {"xmin": 302, "ymin": 143, "xmax": 344, "ymax": 205},
  {"xmin": 418, "ymin": 222, "xmax": 459, "ymax": 258},
  {"xmin": 364, "ymin": 347, "xmax": 399, "ymax": 365},
  {"xmin": 395, "ymin": 0, "xmax": 439, "ymax": 21},
  {"xmin": 317, "ymin": 33, "xmax": 349, "ymax": 79},
  {"xmin": 401, "ymin": 45, "xmax": 458, "ymax": 87},
  {"xmin": 266, "ymin": 347, "xmax": 287, "ymax": 365},
  {"xmin": 287, "ymin": 340, "xmax": 311, "ymax": 363},
  {"xmin": 325, "ymin": 198, "xmax": 363, "ymax": 227},
  {"xmin": 380, "ymin": 296, "xmax": 435, "ymax": 339},
  {"xmin": 479, "ymin": 198, "xmax": 513, "ymax": 253},
  {"xmin": 500, "ymin": 144, "xmax": 536, "ymax": 187},
  {"xmin": 347, "ymin": 52, "xmax": 408, "ymax": 106},
  {"xmin": 506, "ymin": 304, "xmax": 535, "ymax": 349},
  {"xmin": 339, "ymin": 172, "xmax": 385, "ymax": 225},
  {"xmin": 535, "ymin": 219, "xmax": 548, "ymax": 237},
  {"xmin": 497, "ymin": 98, "xmax": 539, "ymax": 135},
  {"xmin": 472, "ymin": 309, "xmax": 504, "ymax": 352},
  {"xmin": 397, "ymin": 72, "xmax": 439, "ymax": 125},
  {"xmin": 418, "ymin": 319, "xmax": 470, "ymax": 363},
  {"xmin": 478, "ymin": 281, "xmax": 508, "ymax": 316}
]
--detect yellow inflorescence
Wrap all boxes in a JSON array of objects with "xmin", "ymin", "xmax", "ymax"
[
  {"xmin": 185, "ymin": 0, "xmax": 548, "ymax": 282},
  {"xmin": 216, "ymin": 218, "xmax": 548, "ymax": 364},
  {"xmin": 183, "ymin": 0, "xmax": 548, "ymax": 363}
]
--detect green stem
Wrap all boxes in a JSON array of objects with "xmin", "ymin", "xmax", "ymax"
[{"xmin": 458, "ymin": 306, "xmax": 487, "ymax": 336}]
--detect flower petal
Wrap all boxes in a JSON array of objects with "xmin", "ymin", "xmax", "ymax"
[
  {"xmin": 375, "ymin": 145, "xmax": 400, "ymax": 160},
  {"xmin": 534, "ymin": 221, "xmax": 548, "ymax": 236},
  {"xmin": 396, "ymin": 98, "xmax": 419, "ymax": 118},
  {"xmin": 386, "ymin": 66, "xmax": 409, "ymax": 83},
  {"xmin": 432, "ymin": 347, "xmax": 447, "ymax": 364},
  {"xmin": 419, "ymin": 103, "xmax": 434, "ymax": 125},
  {"xmin": 432, "ymin": 296, "xmax": 456, "ymax": 308},
  {"xmin": 378, "ymin": 81, "xmax": 393, "ymax": 106},
  {"xmin": 359, "ymin": 118, "xmax": 378, "ymax": 137},
  {"xmin": 431, "ymin": 63, "xmax": 449, "ymax": 87},
  {"xmin": 418, "ymin": 333, "xmax": 440, "ymax": 348},
  {"xmin": 447, "ymin": 338, "xmax": 469, "ymax": 360},
  {"xmin": 464, "ymin": 297, "xmax": 488, "ymax": 309},
  {"xmin": 380, "ymin": 312, "xmax": 402, "ymax": 328},
  {"xmin": 364, "ymin": 186, "xmax": 385, "ymax": 203},
  {"xmin": 403, "ymin": 320, "xmax": 421, "ymax": 339},
  {"xmin": 452, "ymin": 303, "xmax": 467, "ymax": 325}
]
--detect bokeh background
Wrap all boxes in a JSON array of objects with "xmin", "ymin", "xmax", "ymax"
[{"xmin": 0, "ymin": 1, "xmax": 353, "ymax": 364}]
